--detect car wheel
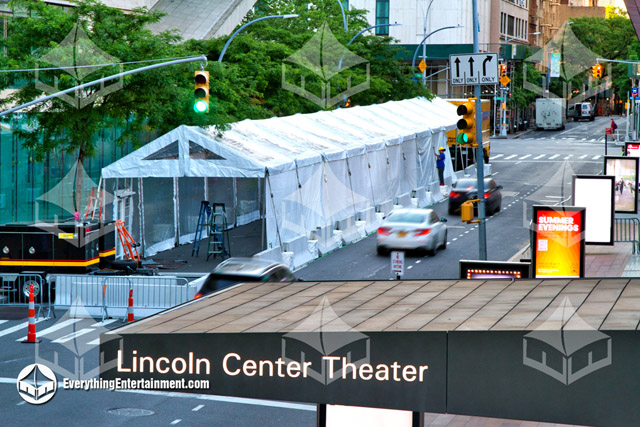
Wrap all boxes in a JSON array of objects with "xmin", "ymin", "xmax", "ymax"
[
  {"xmin": 376, "ymin": 246, "xmax": 387, "ymax": 256},
  {"xmin": 439, "ymin": 231, "xmax": 448, "ymax": 250}
]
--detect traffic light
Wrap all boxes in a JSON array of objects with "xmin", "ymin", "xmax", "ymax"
[
  {"xmin": 344, "ymin": 98, "xmax": 351, "ymax": 108},
  {"xmin": 456, "ymin": 100, "xmax": 475, "ymax": 146},
  {"xmin": 194, "ymin": 70, "xmax": 209, "ymax": 113},
  {"xmin": 591, "ymin": 64, "xmax": 604, "ymax": 79},
  {"xmin": 499, "ymin": 64, "xmax": 507, "ymax": 78}
]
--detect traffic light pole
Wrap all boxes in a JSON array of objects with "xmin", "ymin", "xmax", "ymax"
[
  {"xmin": 472, "ymin": 0, "xmax": 487, "ymax": 260},
  {"xmin": 0, "ymin": 55, "xmax": 208, "ymax": 117}
]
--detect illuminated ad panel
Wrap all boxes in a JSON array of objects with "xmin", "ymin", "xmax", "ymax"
[
  {"xmin": 459, "ymin": 260, "xmax": 531, "ymax": 280},
  {"xmin": 572, "ymin": 175, "xmax": 614, "ymax": 245},
  {"xmin": 604, "ymin": 156, "xmax": 639, "ymax": 214},
  {"xmin": 532, "ymin": 206, "xmax": 585, "ymax": 279},
  {"xmin": 625, "ymin": 142, "xmax": 640, "ymax": 158}
]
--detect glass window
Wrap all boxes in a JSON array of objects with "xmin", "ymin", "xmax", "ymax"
[
  {"xmin": 507, "ymin": 15, "xmax": 515, "ymax": 37},
  {"xmin": 375, "ymin": 0, "xmax": 389, "ymax": 35}
]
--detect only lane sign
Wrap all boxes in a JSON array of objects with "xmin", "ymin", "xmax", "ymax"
[{"xmin": 449, "ymin": 53, "xmax": 498, "ymax": 86}]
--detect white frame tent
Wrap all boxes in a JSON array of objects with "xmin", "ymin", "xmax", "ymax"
[{"xmin": 101, "ymin": 96, "xmax": 459, "ymax": 267}]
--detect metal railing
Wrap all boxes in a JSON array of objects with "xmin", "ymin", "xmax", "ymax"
[
  {"xmin": 51, "ymin": 275, "xmax": 195, "ymax": 321},
  {"xmin": 0, "ymin": 273, "xmax": 52, "ymax": 319},
  {"xmin": 614, "ymin": 217, "xmax": 640, "ymax": 254}
]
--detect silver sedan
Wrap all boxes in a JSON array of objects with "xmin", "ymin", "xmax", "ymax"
[{"xmin": 376, "ymin": 208, "xmax": 448, "ymax": 256}]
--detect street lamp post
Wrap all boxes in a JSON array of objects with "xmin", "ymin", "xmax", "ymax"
[
  {"xmin": 218, "ymin": 14, "xmax": 299, "ymax": 63},
  {"xmin": 498, "ymin": 31, "xmax": 540, "ymax": 137},
  {"xmin": 411, "ymin": 25, "xmax": 462, "ymax": 74}
]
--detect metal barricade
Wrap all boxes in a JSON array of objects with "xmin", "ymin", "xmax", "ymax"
[
  {"xmin": 0, "ymin": 273, "xmax": 51, "ymax": 319},
  {"xmin": 51, "ymin": 274, "xmax": 195, "ymax": 321},
  {"xmin": 614, "ymin": 217, "xmax": 640, "ymax": 254}
]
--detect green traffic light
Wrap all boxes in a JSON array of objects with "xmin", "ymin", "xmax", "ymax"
[
  {"xmin": 194, "ymin": 100, "xmax": 208, "ymax": 113},
  {"xmin": 456, "ymin": 133, "xmax": 468, "ymax": 144}
]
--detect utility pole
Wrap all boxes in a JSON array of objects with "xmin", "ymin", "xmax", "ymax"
[{"xmin": 472, "ymin": 0, "xmax": 487, "ymax": 260}]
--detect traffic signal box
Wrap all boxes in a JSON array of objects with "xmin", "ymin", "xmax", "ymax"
[
  {"xmin": 456, "ymin": 101, "xmax": 475, "ymax": 146},
  {"xmin": 499, "ymin": 64, "xmax": 507, "ymax": 78},
  {"xmin": 194, "ymin": 70, "xmax": 210, "ymax": 113},
  {"xmin": 591, "ymin": 64, "xmax": 604, "ymax": 79},
  {"xmin": 446, "ymin": 99, "xmax": 491, "ymax": 171}
]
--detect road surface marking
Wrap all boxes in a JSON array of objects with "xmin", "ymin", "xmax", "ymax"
[
  {"xmin": 415, "ymin": 260, "xmax": 421, "ymax": 264},
  {"xmin": 519, "ymin": 154, "xmax": 531, "ymax": 160},
  {"xmin": 0, "ymin": 320, "xmax": 7, "ymax": 326},
  {"xmin": 87, "ymin": 338, "xmax": 100, "ymax": 346},
  {"xmin": 492, "ymin": 154, "xmax": 504, "ymax": 159},
  {"xmin": 52, "ymin": 328, "xmax": 93, "ymax": 344},
  {"xmin": 504, "ymin": 154, "xmax": 517, "ymax": 160},
  {"xmin": 170, "ymin": 420, "xmax": 181, "ymax": 425},
  {"xmin": 579, "ymin": 154, "xmax": 587, "ymax": 159},
  {"xmin": 193, "ymin": 405, "xmax": 204, "ymax": 412},
  {"xmin": 0, "ymin": 319, "xmax": 46, "ymax": 338},
  {"xmin": 534, "ymin": 154, "xmax": 545, "ymax": 160},
  {"xmin": 16, "ymin": 401, "xmax": 25, "ymax": 406},
  {"xmin": 564, "ymin": 155, "xmax": 573, "ymax": 159},
  {"xmin": 407, "ymin": 265, "xmax": 413, "ymax": 270},
  {"xmin": 548, "ymin": 154, "xmax": 559, "ymax": 159},
  {"xmin": 91, "ymin": 319, "xmax": 118, "ymax": 327},
  {"xmin": 452, "ymin": 238, "xmax": 458, "ymax": 241},
  {"xmin": 593, "ymin": 155, "xmax": 601, "ymax": 160},
  {"xmin": 16, "ymin": 318, "xmax": 81, "ymax": 342}
]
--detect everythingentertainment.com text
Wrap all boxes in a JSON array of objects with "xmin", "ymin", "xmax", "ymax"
[{"xmin": 63, "ymin": 377, "xmax": 210, "ymax": 391}]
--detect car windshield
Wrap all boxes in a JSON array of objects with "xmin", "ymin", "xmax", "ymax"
[
  {"xmin": 387, "ymin": 212, "xmax": 427, "ymax": 223},
  {"xmin": 199, "ymin": 273, "xmax": 256, "ymax": 293}
]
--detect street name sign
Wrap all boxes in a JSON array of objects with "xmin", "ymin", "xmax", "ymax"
[{"xmin": 449, "ymin": 53, "xmax": 498, "ymax": 86}]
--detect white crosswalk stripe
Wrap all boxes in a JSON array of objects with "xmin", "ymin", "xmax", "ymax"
[
  {"xmin": 593, "ymin": 155, "xmax": 601, "ymax": 160},
  {"xmin": 579, "ymin": 154, "xmax": 587, "ymax": 159},
  {"xmin": 504, "ymin": 154, "xmax": 517, "ymax": 160},
  {"xmin": 534, "ymin": 154, "xmax": 545, "ymax": 160},
  {"xmin": 549, "ymin": 154, "xmax": 559, "ymax": 159},
  {"xmin": 52, "ymin": 328, "xmax": 93, "ymax": 344},
  {"xmin": 492, "ymin": 154, "xmax": 504, "ymax": 159},
  {"xmin": 564, "ymin": 155, "xmax": 573, "ymax": 160},
  {"xmin": 16, "ymin": 318, "xmax": 81, "ymax": 342},
  {"xmin": 519, "ymin": 154, "xmax": 531, "ymax": 160},
  {"xmin": 0, "ymin": 319, "xmax": 46, "ymax": 338}
]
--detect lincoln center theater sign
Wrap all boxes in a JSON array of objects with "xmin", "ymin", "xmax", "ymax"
[{"xmin": 101, "ymin": 279, "xmax": 640, "ymax": 426}]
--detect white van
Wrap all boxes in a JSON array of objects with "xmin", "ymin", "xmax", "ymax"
[{"xmin": 572, "ymin": 103, "xmax": 595, "ymax": 121}]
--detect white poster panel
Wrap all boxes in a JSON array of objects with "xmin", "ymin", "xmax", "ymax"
[{"xmin": 572, "ymin": 175, "xmax": 614, "ymax": 245}]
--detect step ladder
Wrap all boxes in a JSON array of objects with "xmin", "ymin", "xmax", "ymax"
[
  {"xmin": 192, "ymin": 201, "xmax": 212, "ymax": 257},
  {"xmin": 115, "ymin": 220, "xmax": 140, "ymax": 264},
  {"xmin": 207, "ymin": 203, "xmax": 231, "ymax": 261}
]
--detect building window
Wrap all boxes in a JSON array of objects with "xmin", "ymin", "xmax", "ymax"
[
  {"xmin": 507, "ymin": 15, "xmax": 515, "ymax": 37},
  {"xmin": 501, "ymin": 12, "xmax": 505, "ymax": 35},
  {"xmin": 376, "ymin": 0, "xmax": 389, "ymax": 35}
]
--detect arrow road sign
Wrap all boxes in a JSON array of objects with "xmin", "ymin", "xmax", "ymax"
[{"xmin": 449, "ymin": 53, "xmax": 498, "ymax": 86}]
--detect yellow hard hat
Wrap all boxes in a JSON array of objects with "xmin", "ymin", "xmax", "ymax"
[{"xmin": 438, "ymin": 147, "xmax": 445, "ymax": 151}]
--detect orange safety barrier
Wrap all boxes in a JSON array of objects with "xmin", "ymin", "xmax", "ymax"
[
  {"xmin": 127, "ymin": 288, "xmax": 134, "ymax": 322},
  {"xmin": 115, "ymin": 220, "xmax": 140, "ymax": 264},
  {"xmin": 84, "ymin": 187, "xmax": 103, "ymax": 221}
]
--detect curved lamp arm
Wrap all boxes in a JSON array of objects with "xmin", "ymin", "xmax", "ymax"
[{"xmin": 219, "ymin": 14, "xmax": 299, "ymax": 63}]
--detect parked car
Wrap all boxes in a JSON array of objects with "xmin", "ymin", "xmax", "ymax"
[
  {"xmin": 376, "ymin": 208, "xmax": 447, "ymax": 256},
  {"xmin": 194, "ymin": 257, "xmax": 296, "ymax": 299},
  {"xmin": 448, "ymin": 177, "xmax": 503, "ymax": 216}
]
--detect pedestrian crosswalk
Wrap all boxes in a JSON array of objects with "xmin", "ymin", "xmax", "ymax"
[
  {"xmin": 490, "ymin": 153, "xmax": 604, "ymax": 162},
  {"xmin": 0, "ymin": 314, "xmax": 120, "ymax": 346}
]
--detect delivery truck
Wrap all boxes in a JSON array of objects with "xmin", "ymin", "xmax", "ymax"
[{"xmin": 535, "ymin": 98, "xmax": 566, "ymax": 130}]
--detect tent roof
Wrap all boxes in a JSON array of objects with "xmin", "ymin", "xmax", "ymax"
[{"xmin": 102, "ymin": 96, "xmax": 458, "ymax": 179}]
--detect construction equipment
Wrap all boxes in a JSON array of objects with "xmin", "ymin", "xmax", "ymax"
[
  {"xmin": 115, "ymin": 220, "xmax": 140, "ymax": 264},
  {"xmin": 192, "ymin": 201, "xmax": 212, "ymax": 257},
  {"xmin": 207, "ymin": 203, "xmax": 230, "ymax": 261}
]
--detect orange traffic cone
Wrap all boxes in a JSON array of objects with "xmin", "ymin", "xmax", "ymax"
[{"xmin": 23, "ymin": 285, "xmax": 41, "ymax": 344}]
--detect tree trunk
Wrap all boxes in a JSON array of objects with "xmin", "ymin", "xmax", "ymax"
[{"xmin": 74, "ymin": 146, "xmax": 86, "ymax": 217}]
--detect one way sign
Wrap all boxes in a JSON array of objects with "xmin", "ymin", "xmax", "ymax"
[{"xmin": 449, "ymin": 53, "xmax": 498, "ymax": 86}]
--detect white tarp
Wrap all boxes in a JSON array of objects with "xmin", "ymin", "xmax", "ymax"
[{"xmin": 102, "ymin": 97, "xmax": 459, "ymax": 258}]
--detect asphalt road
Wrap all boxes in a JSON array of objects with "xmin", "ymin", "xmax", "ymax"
[{"xmin": 296, "ymin": 118, "xmax": 610, "ymax": 281}]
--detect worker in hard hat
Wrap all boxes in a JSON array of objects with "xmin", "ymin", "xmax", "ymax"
[{"xmin": 434, "ymin": 147, "xmax": 446, "ymax": 186}]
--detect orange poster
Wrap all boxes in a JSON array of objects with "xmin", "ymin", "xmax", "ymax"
[{"xmin": 533, "ymin": 207, "xmax": 585, "ymax": 278}]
